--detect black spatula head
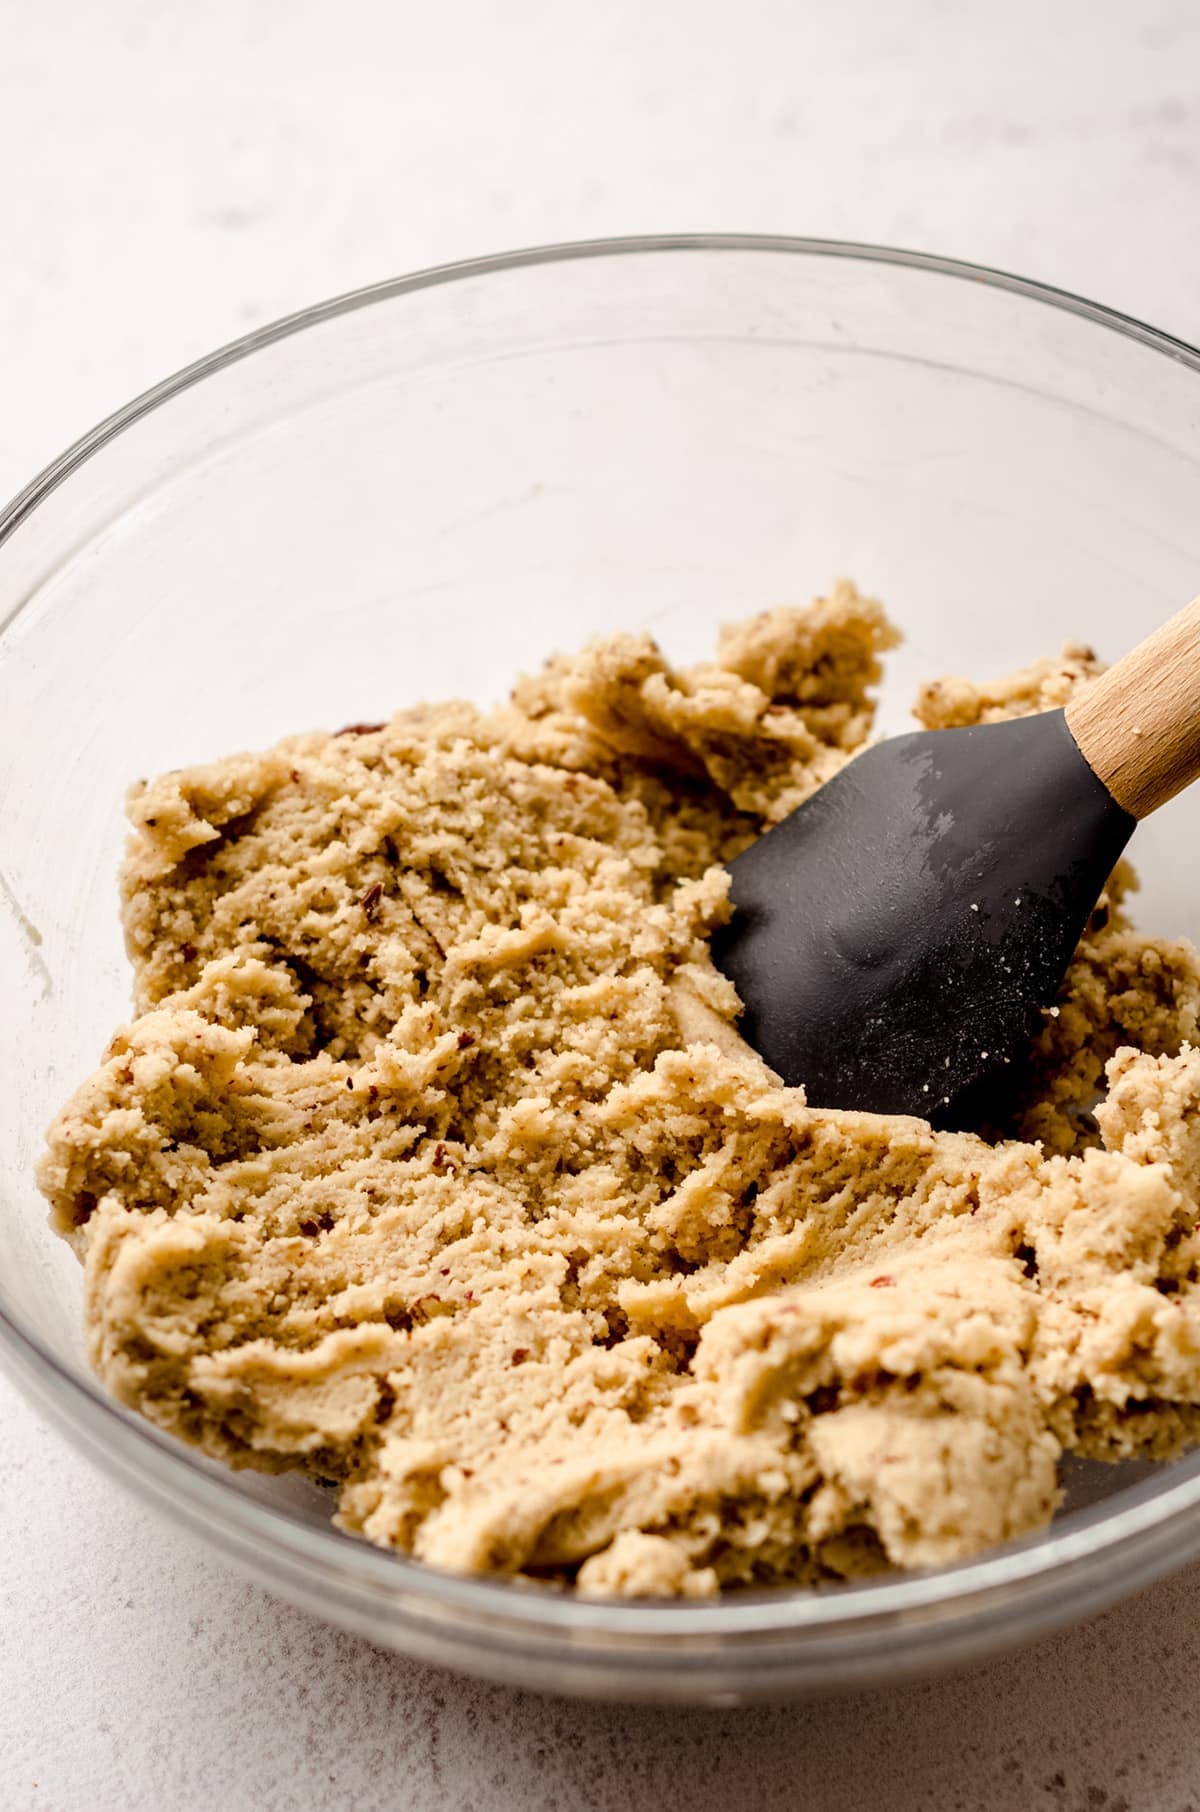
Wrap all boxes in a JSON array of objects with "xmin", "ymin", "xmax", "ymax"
[{"xmin": 712, "ymin": 708, "xmax": 1135, "ymax": 1127}]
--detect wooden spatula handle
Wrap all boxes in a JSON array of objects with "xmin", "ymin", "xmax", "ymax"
[{"xmin": 1065, "ymin": 595, "xmax": 1200, "ymax": 820}]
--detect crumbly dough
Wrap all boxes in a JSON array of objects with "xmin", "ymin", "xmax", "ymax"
[{"xmin": 40, "ymin": 582, "xmax": 1200, "ymax": 1596}]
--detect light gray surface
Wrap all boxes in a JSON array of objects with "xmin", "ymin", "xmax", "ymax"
[
  {"xmin": 7, "ymin": 1383, "xmax": 1200, "ymax": 1812},
  {"xmin": 4, "ymin": 2, "xmax": 1200, "ymax": 1807}
]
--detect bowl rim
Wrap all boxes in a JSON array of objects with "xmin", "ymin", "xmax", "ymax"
[{"xmin": 5, "ymin": 231, "xmax": 1200, "ymax": 1649}]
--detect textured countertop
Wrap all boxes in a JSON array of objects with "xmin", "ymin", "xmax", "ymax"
[{"xmin": 5, "ymin": 3, "xmax": 1200, "ymax": 1807}]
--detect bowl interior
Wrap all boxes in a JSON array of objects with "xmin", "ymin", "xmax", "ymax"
[{"xmin": 3, "ymin": 241, "xmax": 1200, "ymax": 1669}]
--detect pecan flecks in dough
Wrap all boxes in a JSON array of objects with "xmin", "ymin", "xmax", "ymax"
[{"xmin": 40, "ymin": 585, "xmax": 1200, "ymax": 1597}]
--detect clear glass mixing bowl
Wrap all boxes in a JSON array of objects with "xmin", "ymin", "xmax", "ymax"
[{"xmin": 3, "ymin": 237, "xmax": 1200, "ymax": 1704}]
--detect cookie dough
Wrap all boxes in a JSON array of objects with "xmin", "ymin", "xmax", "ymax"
[{"xmin": 39, "ymin": 582, "xmax": 1200, "ymax": 1596}]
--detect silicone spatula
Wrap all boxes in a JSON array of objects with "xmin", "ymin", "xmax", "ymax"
[{"xmin": 711, "ymin": 596, "xmax": 1200, "ymax": 1126}]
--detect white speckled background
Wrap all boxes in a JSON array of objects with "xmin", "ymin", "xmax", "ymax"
[{"xmin": 4, "ymin": 2, "xmax": 1200, "ymax": 1806}]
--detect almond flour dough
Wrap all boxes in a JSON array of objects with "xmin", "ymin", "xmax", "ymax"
[{"xmin": 39, "ymin": 582, "xmax": 1200, "ymax": 1596}]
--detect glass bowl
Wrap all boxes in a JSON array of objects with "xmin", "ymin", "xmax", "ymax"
[{"xmin": 4, "ymin": 236, "xmax": 1200, "ymax": 1705}]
